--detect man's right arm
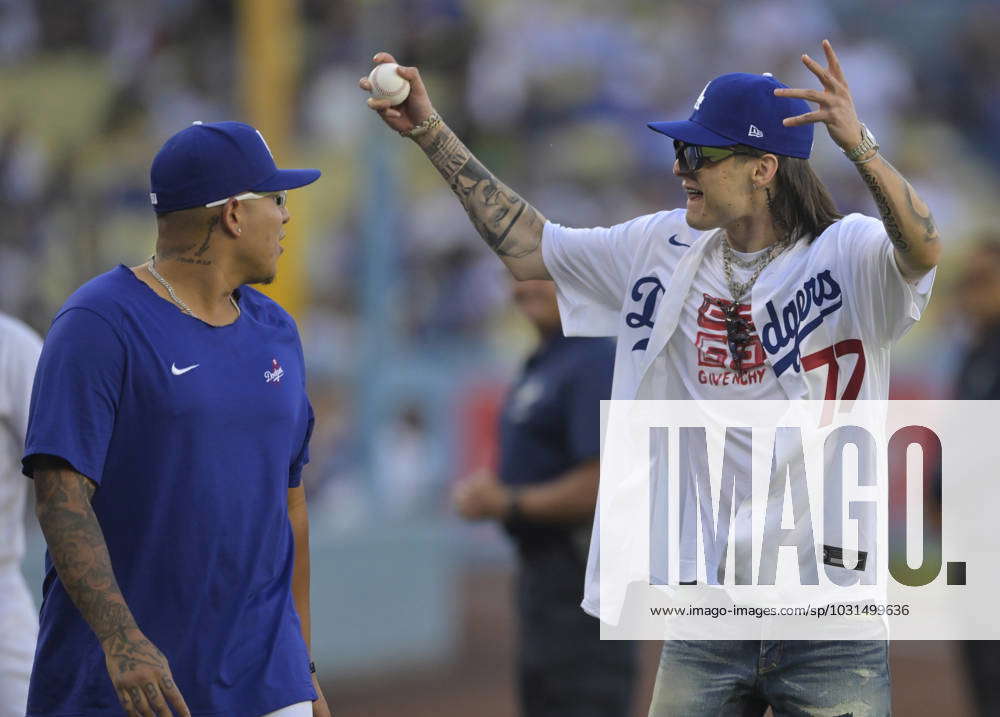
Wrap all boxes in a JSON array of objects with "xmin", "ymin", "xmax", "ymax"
[
  {"xmin": 413, "ymin": 123, "xmax": 548, "ymax": 280},
  {"xmin": 360, "ymin": 52, "xmax": 549, "ymax": 280},
  {"xmin": 32, "ymin": 455, "xmax": 189, "ymax": 716}
]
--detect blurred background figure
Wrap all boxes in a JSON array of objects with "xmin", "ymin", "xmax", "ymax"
[
  {"xmin": 453, "ymin": 279, "xmax": 635, "ymax": 716},
  {"xmin": 951, "ymin": 236, "xmax": 1000, "ymax": 716},
  {"xmin": 952, "ymin": 238, "xmax": 1000, "ymax": 402},
  {"xmin": 0, "ymin": 311, "xmax": 41, "ymax": 717},
  {"xmin": 3, "ymin": 1, "xmax": 999, "ymax": 714}
]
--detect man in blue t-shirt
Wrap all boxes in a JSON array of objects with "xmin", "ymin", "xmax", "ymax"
[
  {"xmin": 22, "ymin": 122, "xmax": 330, "ymax": 717},
  {"xmin": 454, "ymin": 280, "xmax": 636, "ymax": 716}
]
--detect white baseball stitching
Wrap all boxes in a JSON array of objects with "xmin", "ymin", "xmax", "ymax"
[{"xmin": 373, "ymin": 66, "xmax": 405, "ymax": 99}]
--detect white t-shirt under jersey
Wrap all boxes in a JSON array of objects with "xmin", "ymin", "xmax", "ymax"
[
  {"xmin": 668, "ymin": 239, "xmax": 783, "ymax": 401},
  {"xmin": 541, "ymin": 209, "xmax": 936, "ymax": 619}
]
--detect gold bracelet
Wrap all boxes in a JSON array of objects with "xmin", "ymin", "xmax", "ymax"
[{"xmin": 401, "ymin": 113, "xmax": 442, "ymax": 139}]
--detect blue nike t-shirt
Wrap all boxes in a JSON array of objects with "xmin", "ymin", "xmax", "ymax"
[{"xmin": 22, "ymin": 265, "xmax": 316, "ymax": 716}]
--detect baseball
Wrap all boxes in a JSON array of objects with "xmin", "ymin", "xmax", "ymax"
[{"xmin": 368, "ymin": 63, "xmax": 410, "ymax": 106}]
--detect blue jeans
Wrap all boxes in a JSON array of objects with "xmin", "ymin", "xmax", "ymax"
[{"xmin": 648, "ymin": 640, "xmax": 890, "ymax": 716}]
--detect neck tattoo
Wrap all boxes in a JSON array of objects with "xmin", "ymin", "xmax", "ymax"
[{"xmin": 146, "ymin": 258, "xmax": 240, "ymax": 319}]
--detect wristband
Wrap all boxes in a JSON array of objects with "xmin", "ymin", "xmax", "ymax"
[
  {"xmin": 504, "ymin": 488, "xmax": 524, "ymax": 523},
  {"xmin": 401, "ymin": 113, "xmax": 442, "ymax": 139}
]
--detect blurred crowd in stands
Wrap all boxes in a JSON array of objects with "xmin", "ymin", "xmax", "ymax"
[{"xmin": 2, "ymin": 0, "xmax": 999, "ymax": 527}]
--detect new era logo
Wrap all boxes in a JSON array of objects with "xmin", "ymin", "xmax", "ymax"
[{"xmin": 748, "ymin": 125, "xmax": 764, "ymax": 138}]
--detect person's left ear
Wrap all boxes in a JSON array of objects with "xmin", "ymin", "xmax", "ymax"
[{"xmin": 753, "ymin": 154, "xmax": 779, "ymax": 189}]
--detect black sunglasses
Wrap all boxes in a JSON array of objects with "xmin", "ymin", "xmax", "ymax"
[{"xmin": 674, "ymin": 141, "xmax": 755, "ymax": 173}]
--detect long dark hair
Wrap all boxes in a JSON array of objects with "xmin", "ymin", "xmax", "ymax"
[{"xmin": 739, "ymin": 147, "xmax": 842, "ymax": 243}]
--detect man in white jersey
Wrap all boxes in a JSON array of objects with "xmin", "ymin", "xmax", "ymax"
[
  {"xmin": 0, "ymin": 311, "xmax": 42, "ymax": 717},
  {"xmin": 362, "ymin": 39, "xmax": 939, "ymax": 715}
]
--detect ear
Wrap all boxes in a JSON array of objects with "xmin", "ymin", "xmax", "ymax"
[
  {"xmin": 219, "ymin": 198, "xmax": 243, "ymax": 238},
  {"xmin": 752, "ymin": 153, "xmax": 780, "ymax": 189}
]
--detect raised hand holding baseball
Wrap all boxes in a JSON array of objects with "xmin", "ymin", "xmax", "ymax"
[
  {"xmin": 773, "ymin": 39, "xmax": 863, "ymax": 151},
  {"xmin": 368, "ymin": 63, "xmax": 410, "ymax": 106},
  {"xmin": 359, "ymin": 52, "xmax": 436, "ymax": 136}
]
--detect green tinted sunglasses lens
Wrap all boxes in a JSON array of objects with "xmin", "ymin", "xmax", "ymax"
[
  {"xmin": 675, "ymin": 143, "xmax": 737, "ymax": 171},
  {"xmin": 699, "ymin": 147, "xmax": 737, "ymax": 164}
]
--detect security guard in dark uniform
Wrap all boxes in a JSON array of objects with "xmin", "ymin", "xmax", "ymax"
[{"xmin": 454, "ymin": 280, "xmax": 636, "ymax": 716}]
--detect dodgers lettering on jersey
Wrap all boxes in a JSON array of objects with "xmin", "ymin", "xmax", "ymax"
[
  {"xmin": 761, "ymin": 269, "xmax": 844, "ymax": 376},
  {"xmin": 625, "ymin": 234, "xmax": 689, "ymax": 351},
  {"xmin": 541, "ymin": 210, "xmax": 936, "ymax": 621},
  {"xmin": 626, "ymin": 277, "xmax": 665, "ymax": 351}
]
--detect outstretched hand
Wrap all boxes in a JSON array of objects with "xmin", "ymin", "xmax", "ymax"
[
  {"xmin": 774, "ymin": 39, "xmax": 863, "ymax": 152},
  {"xmin": 358, "ymin": 52, "xmax": 437, "ymax": 135}
]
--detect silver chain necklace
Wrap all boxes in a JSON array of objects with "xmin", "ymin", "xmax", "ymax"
[
  {"xmin": 146, "ymin": 258, "xmax": 240, "ymax": 319},
  {"xmin": 721, "ymin": 233, "xmax": 791, "ymax": 303}
]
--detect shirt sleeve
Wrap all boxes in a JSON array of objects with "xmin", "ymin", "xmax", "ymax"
[
  {"xmin": 22, "ymin": 308, "xmax": 125, "ymax": 483},
  {"xmin": 565, "ymin": 341, "xmax": 614, "ymax": 463},
  {"xmin": 542, "ymin": 213, "xmax": 664, "ymax": 337},
  {"xmin": 837, "ymin": 214, "xmax": 936, "ymax": 345},
  {"xmin": 288, "ymin": 398, "xmax": 314, "ymax": 488}
]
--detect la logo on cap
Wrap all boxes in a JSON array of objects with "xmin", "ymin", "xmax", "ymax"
[
  {"xmin": 255, "ymin": 130, "xmax": 274, "ymax": 160},
  {"xmin": 693, "ymin": 81, "xmax": 711, "ymax": 111}
]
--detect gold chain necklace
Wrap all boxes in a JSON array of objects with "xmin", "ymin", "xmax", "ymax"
[
  {"xmin": 146, "ymin": 258, "xmax": 240, "ymax": 319},
  {"xmin": 721, "ymin": 234, "xmax": 791, "ymax": 303}
]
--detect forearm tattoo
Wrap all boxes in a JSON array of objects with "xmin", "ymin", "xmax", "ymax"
[
  {"xmin": 422, "ymin": 127, "xmax": 544, "ymax": 258},
  {"xmin": 856, "ymin": 159, "xmax": 939, "ymax": 255},
  {"xmin": 34, "ymin": 468, "xmax": 138, "ymax": 646}
]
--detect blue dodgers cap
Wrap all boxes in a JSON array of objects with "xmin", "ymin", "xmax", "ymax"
[
  {"xmin": 647, "ymin": 73, "xmax": 814, "ymax": 159},
  {"xmin": 149, "ymin": 121, "xmax": 321, "ymax": 214}
]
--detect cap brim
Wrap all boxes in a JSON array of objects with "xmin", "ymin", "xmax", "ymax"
[
  {"xmin": 252, "ymin": 168, "xmax": 322, "ymax": 193},
  {"xmin": 646, "ymin": 120, "xmax": 740, "ymax": 147}
]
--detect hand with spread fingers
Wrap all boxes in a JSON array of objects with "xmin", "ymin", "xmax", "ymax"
[
  {"xmin": 774, "ymin": 39, "xmax": 864, "ymax": 153},
  {"xmin": 358, "ymin": 52, "xmax": 437, "ymax": 136}
]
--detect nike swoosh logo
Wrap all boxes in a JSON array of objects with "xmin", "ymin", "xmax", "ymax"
[
  {"xmin": 171, "ymin": 363, "xmax": 199, "ymax": 376},
  {"xmin": 667, "ymin": 234, "xmax": 690, "ymax": 248}
]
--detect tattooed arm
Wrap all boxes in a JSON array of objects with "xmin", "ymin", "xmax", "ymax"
[
  {"xmin": 414, "ymin": 124, "xmax": 548, "ymax": 279},
  {"xmin": 32, "ymin": 455, "xmax": 190, "ymax": 716},
  {"xmin": 778, "ymin": 40, "xmax": 940, "ymax": 279},
  {"xmin": 850, "ymin": 154, "xmax": 939, "ymax": 279},
  {"xmin": 360, "ymin": 52, "xmax": 549, "ymax": 280}
]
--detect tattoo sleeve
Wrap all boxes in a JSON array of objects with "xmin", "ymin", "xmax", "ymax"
[
  {"xmin": 419, "ymin": 125, "xmax": 546, "ymax": 263},
  {"xmin": 855, "ymin": 156, "xmax": 940, "ymax": 272},
  {"xmin": 33, "ymin": 459, "xmax": 138, "ymax": 646}
]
